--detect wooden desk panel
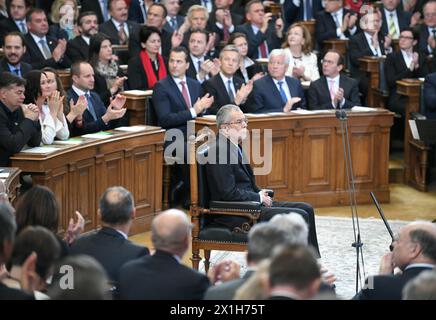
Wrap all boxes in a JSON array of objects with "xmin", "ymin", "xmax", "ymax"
[
  {"xmin": 359, "ymin": 56, "xmax": 383, "ymax": 108},
  {"xmin": 10, "ymin": 127, "xmax": 165, "ymax": 235},
  {"xmin": 193, "ymin": 110, "xmax": 393, "ymax": 206},
  {"xmin": 121, "ymin": 90, "xmax": 153, "ymax": 125}
]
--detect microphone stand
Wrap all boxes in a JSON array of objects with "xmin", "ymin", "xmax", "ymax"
[{"xmin": 335, "ymin": 102, "xmax": 366, "ymax": 294}]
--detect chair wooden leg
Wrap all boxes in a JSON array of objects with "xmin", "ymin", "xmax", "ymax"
[
  {"xmin": 204, "ymin": 250, "xmax": 211, "ymax": 273},
  {"xmin": 191, "ymin": 248, "xmax": 201, "ymax": 270}
]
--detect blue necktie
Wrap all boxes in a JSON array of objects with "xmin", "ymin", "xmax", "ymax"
[
  {"xmin": 100, "ymin": 0, "xmax": 109, "ymax": 21},
  {"xmin": 12, "ymin": 68, "xmax": 21, "ymax": 77},
  {"xmin": 171, "ymin": 16, "xmax": 177, "ymax": 30},
  {"xmin": 19, "ymin": 21, "xmax": 27, "ymax": 33},
  {"xmin": 277, "ymin": 81, "xmax": 288, "ymax": 104},
  {"xmin": 85, "ymin": 93, "xmax": 98, "ymax": 120},
  {"xmin": 227, "ymin": 79, "xmax": 235, "ymax": 102},
  {"xmin": 305, "ymin": 0, "xmax": 313, "ymax": 20}
]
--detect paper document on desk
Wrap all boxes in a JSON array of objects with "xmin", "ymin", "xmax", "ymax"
[
  {"xmin": 82, "ymin": 132, "xmax": 114, "ymax": 139},
  {"xmin": 409, "ymin": 120, "xmax": 420, "ymax": 140},
  {"xmin": 268, "ymin": 112, "xmax": 287, "ymax": 116},
  {"xmin": 53, "ymin": 138, "xmax": 84, "ymax": 145},
  {"xmin": 245, "ymin": 113, "xmax": 267, "ymax": 117},
  {"xmin": 291, "ymin": 109, "xmax": 331, "ymax": 114},
  {"xmin": 351, "ymin": 106, "xmax": 378, "ymax": 112},
  {"xmin": 20, "ymin": 146, "xmax": 61, "ymax": 154},
  {"xmin": 202, "ymin": 115, "xmax": 216, "ymax": 120},
  {"xmin": 115, "ymin": 125, "xmax": 148, "ymax": 132},
  {"xmin": 121, "ymin": 90, "xmax": 152, "ymax": 96}
]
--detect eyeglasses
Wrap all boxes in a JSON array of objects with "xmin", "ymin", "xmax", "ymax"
[
  {"xmin": 424, "ymin": 13, "xmax": 436, "ymax": 18},
  {"xmin": 399, "ymin": 35, "xmax": 414, "ymax": 40},
  {"xmin": 321, "ymin": 59, "xmax": 336, "ymax": 65},
  {"xmin": 225, "ymin": 118, "xmax": 249, "ymax": 125}
]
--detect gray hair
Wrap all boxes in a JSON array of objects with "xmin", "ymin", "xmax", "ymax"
[
  {"xmin": 99, "ymin": 186, "xmax": 135, "ymax": 225},
  {"xmin": 151, "ymin": 209, "xmax": 192, "ymax": 252},
  {"xmin": 247, "ymin": 223, "xmax": 288, "ymax": 263},
  {"xmin": 409, "ymin": 228, "xmax": 436, "ymax": 262},
  {"xmin": 269, "ymin": 213, "xmax": 308, "ymax": 246},
  {"xmin": 403, "ymin": 270, "xmax": 436, "ymax": 300},
  {"xmin": 187, "ymin": 4, "xmax": 209, "ymax": 22},
  {"xmin": 269, "ymin": 49, "xmax": 290, "ymax": 65},
  {"xmin": 216, "ymin": 104, "xmax": 242, "ymax": 129},
  {"xmin": 219, "ymin": 45, "xmax": 241, "ymax": 61}
]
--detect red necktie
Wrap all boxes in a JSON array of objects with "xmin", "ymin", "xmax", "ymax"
[
  {"xmin": 259, "ymin": 41, "xmax": 267, "ymax": 58},
  {"xmin": 180, "ymin": 81, "xmax": 191, "ymax": 109},
  {"xmin": 223, "ymin": 25, "xmax": 230, "ymax": 42}
]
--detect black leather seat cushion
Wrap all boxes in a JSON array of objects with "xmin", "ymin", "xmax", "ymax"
[{"xmin": 198, "ymin": 227, "xmax": 248, "ymax": 243}]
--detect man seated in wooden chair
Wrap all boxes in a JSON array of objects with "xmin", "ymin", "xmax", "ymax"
[{"xmin": 205, "ymin": 104, "xmax": 320, "ymax": 256}]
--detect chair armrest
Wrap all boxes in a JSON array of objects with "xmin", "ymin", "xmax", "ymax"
[
  {"xmin": 410, "ymin": 112, "xmax": 427, "ymax": 120},
  {"xmin": 209, "ymin": 200, "xmax": 261, "ymax": 212}
]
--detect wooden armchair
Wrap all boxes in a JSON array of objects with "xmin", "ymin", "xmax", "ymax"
[{"xmin": 189, "ymin": 133, "xmax": 261, "ymax": 272}]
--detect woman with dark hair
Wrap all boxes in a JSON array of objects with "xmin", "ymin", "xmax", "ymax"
[
  {"xmin": 89, "ymin": 32, "xmax": 127, "ymax": 106},
  {"xmin": 14, "ymin": 185, "xmax": 84, "ymax": 256},
  {"xmin": 228, "ymin": 32, "xmax": 263, "ymax": 83},
  {"xmin": 24, "ymin": 70, "xmax": 70, "ymax": 145},
  {"xmin": 127, "ymin": 26, "xmax": 168, "ymax": 90},
  {"xmin": 282, "ymin": 23, "xmax": 320, "ymax": 82}
]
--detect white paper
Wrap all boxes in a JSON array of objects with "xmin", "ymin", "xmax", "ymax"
[
  {"xmin": 409, "ymin": 120, "xmax": 420, "ymax": 140},
  {"xmin": 0, "ymin": 173, "xmax": 10, "ymax": 178},
  {"xmin": 202, "ymin": 115, "xmax": 216, "ymax": 119},
  {"xmin": 82, "ymin": 133, "xmax": 114, "ymax": 139},
  {"xmin": 114, "ymin": 125, "xmax": 148, "ymax": 132},
  {"xmin": 20, "ymin": 146, "xmax": 61, "ymax": 154},
  {"xmin": 121, "ymin": 90, "xmax": 152, "ymax": 96},
  {"xmin": 53, "ymin": 139, "xmax": 84, "ymax": 145},
  {"xmin": 245, "ymin": 113, "xmax": 267, "ymax": 117},
  {"xmin": 291, "ymin": 109, "xmax": 314, "ymax": 114},
  {"xmin": 268, "ymin": 112, "xmax": 287, "ymax": 116},
  {"xmin": 351, "ymin": 106, "xmax": 378, "ymax": 112}
]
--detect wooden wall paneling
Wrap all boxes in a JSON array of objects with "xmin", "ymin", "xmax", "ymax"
[{"xmin": 50, "ymin": 166, "xmax": 70, "ymax": 234}]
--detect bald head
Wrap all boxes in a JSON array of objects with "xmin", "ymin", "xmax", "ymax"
[{"xmin": 151, "ymin": 209, "xmax": 191, "ymax": 256}]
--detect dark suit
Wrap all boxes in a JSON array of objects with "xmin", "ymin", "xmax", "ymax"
[
  {"xmin": 385, "ymin": 50, "xmax": 428, "ymax": 116},
  {"xmin": 0, "ymin": 283, "xmax": 34, "ymax": 300},
  {"xmin": 0, "ymin": 58, "xmax": 32, "ymax": 77},
  {"xmin": 186, "ymin": 54, "xmax": 209, "ymax": 81},
  {"xmin": 418, "ymin": 24, "xmax": 434, "ymax": 56},
  {"xmin": 152, "ymin": 76, "xmax": 202, "ymax": 134},
  {"xmin": 66, "ymin": 88, "xmax": 128, "ymax": 136},
  {"xmin": 23, "ymin": 33, "xmax": 72, "ymax": 69},
  {"xmin": 380, "ymin": 9, "xmax": 411, "ymax": 37},
  {"xmin": 208, "ymin": 11, "xmax": 243, "ymax": 40},
  {"xmin": 0, "ymin": 18, "xmax": 21, "ymax": 46},
  {"xmin": 163, "ymin": 15, "xmax": 185, "ymax": 34},
  {"xmin": 308, "ymin": 75, "xmax": 361, "ymax": 110},
  {"xmin": 48, "ymin": 24, "xmax": 69, "ymax": 40},
  {"xmin": 66, "ymin": 36, "xmax": 90, "ymax": 63},
  {"xmin": 70, "ymin": 227, "xmax": 149, "ymax": 291},
  {"xmin": 128, "ymin": 0, "xmax": 148, "ymax": 24},
  {"xmin": 235, "ymin": 23, "xmax": 283, "ymax": 60},
  {"xmin": 354, "ymin": 266, "xmax": 434, "ymax": 300},
  {"xmin": 424, "ymin": 72, "xmax": 436, "ymax": 119},
  {"xmin": 315, "ymin": 8, "xmax": 357, "ymax": 49},
  {"xmin": 250, "ymin": 74, "xmax": 306, "ymax": 113},
  {"xmin": 205, "ymin": 134, "xmax": 320, "ymax": 255},
  {"xmin": 119, "ymin": 249, "xmax": 210, "ymax": 299},
  {"xmin": 80, "ymin": 0, "xmax": 108, "ymax": 24},
  {"xmin": 202, "ymin": 74, "xmax": 245, "ymax": 115},
  {"xmin": 93, "ymin": 66, "xmax": 127, "ymax": 106},
  {"xmin": 0, "ymin": 101, "xmax": 41, "ymax": 166},
  {"xmin": 234, "ymin": 63, "xmax": 264, "ymax": 83},
  {"xmin": 204, "ymin": 270, "xmax": 255, "ymax": 300},
  {"xmin": 349, "ymin": 32, "xmax": 387, "ymax": 100},
  {"xmin": 284, "ymin": 0, "xmax": 323, "ymax": 26}
]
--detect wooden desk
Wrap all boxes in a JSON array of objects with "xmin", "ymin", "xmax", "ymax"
[
  {"xmin": 193, "ymin": 110, "xmax": 394, "ymax": 206},
  {"xmin": 10, "ymin": 127, "xmax": 165, "ymax": 235},
  {"xmin": 396, "ymin": 78, "xmax": 424, "ymax": 184},
  {"xmin": 121, "ymin": 90, "xmax": 153, "ymax": 125},
  {"xmin": 359, "ymin": 56, "xmax": 384, "ymax": 108},
  {"xmin": 0, "ymin": 167, "xmax": 21, "ymax": 207},
  {"xmin": 57, "ymin": 69, "xmax": 72, "ymax": 90}
]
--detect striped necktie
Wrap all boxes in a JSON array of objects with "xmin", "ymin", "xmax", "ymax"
[{"xmin": 388, "ymin": 13, "xmax": 397, "ymax": 39}]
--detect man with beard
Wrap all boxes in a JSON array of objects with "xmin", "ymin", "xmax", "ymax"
[
  {"xmin": 66, "ymin": 11, "xmax": 99, "ymax": 63},
  {"xmin": 0, "ymin": 32, "xmax": 32, "ymax": 77}
]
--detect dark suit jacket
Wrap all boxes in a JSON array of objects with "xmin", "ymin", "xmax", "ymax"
[
  {"xmin": 23, "ymin": 33, "xmax": 72, "ymax": 69},
  {"xmin": 119, "ymin": 249, "xmax": 210, "ymax": 299},
  {"xmin": 208, "ymin": 11, "xmax": 243, "ymax": 40},
  {"xmin": 48, "ymin": 24, "xmax": 69, "ymax": 40},
  {"xmin": 418, "ymin": 24, "xmax": 433, "ymax": 55},
  {"xmin": 0, "ymin": 58, "xmax": 32, "ymax": 77},
  {"xmin": 204, "ymin": 270, "xmax": 255, "ymax": 300},
  {"xmin": 380, "ymin": 9, "xmax": 411, "ymax": 37},
  {"xmin": 0, "ymin": 18, "xmax": 21, "ymax": 46},
  {"xmin": 93, "ymin": 65, "xmax": 127, "ymax": 106},
  {"xmin": 308, "ymin": 75, "xmax": 361, "ymax": 110},
  {"xmin": 385, "ymin": 50, "xmax": 428, "ymax": 92},
  {"xmin": 127, "ymin": 55, "xmax": 168, "ymax": 90},
  {"xmin": 70, "ymin": 227, "xmax": 150, "ymax": 289},
  {"xmin": 66, "ymin": 36, "xmax": 90, "ymax": 63},
  {"xmin": 234, "ymin": 63, "xmax": 264, "ymax": 83},
  {"xmin": 152, "ymin": 76, "xmax": 202, "ymax": 133},
  {"xmin": 128, "ymin": 0, "xmax": 148, "ymax": 24},
  {"xmin": 315, "ymin": 8, "xmax": 357, "ymax": 48},
  {"xmin": 235, "ymin": 23, "xmax": 283, "ymax": 60},
  {"xmin": 66, "ymin": 88, "xmax": 127, "ymax": 136},
  {"xmin": 424, "ymin": 72, "xmax": 436, "ymax": 119},
  {"xmin": 202, "ymin": 74, "xmax": 245, "ymax": 115},
  {"xmin": 0, "ymin": 101, "xmax": 41, "ymax": 166},
  {"xmin": 162, "ymin": 15, "xmax": 185, "ymax": 34},
  {"xmin": 284, "ymin": 0, "xmax": 323, "ymax": 26},
  {"xmin": 80, "ymin": 0, "xmax": 106, "ymax": 24},
  {"xmin": 251, "ymin": 74, "xmax": 306, "ymax": 112},
  {"xmin": 99, "ymin": 20, "xmax": 140, "ymax": 46},
  {"xmin": 0, "ymin": 283, "xmax": 34, "ymax": 300},
  {"xmin": 353, "ymin": 266, "xmax": 434, "ymax": 300}
]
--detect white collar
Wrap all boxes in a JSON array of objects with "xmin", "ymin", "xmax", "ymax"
[
  {"xmin": 81, "ymin": 35, "xmax": 91, "ymax": 45},
  {"xmin": 326, "ymin": 74, "xmax": 340, "ymax": 82},
  {"xmin": 112, "ymin": 18, "xmax": 127, "ymax": 28},
  {"xmin": 405, "ymin": 263, "xmax": 435, "ymax": 271},
  {"xmin": 30, "ymin": 32, "xmax": 47, "ymax": 44},
  {"xmin": 115, "ymin": 229, "xmax": 128, "ymax": 239},
  {"xmin": 384, "ymin": 8, "xmax": 397, "ymax": 18},
  {"xmin": 173, "ymin": 76, "xmax": 187, "ymax": 84},
  {"xmin": 273, "ymin": 77, "xmax": 286, "ymax": 85},
  {"xmin": 219, "ymin": 72, "xmax": 233, "ymax": 83},
  {"xmin": 72, "ymin": 84, "xmax": 90, "ymax": 97}
]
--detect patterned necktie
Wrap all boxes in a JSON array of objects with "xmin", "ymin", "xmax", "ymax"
[
  {"xmin": 197, "ymin": 59, "xmax": 202, "ymax": 73},
  {"xmin": 259, "ymin": 41, "xmax": 267, "ymax": 58},
  {"xmin": 227, "ymin": 79, "xmax": 235, "ymax": 102},
  {"xmin": 12, "ymin": 68, "xmax": 20, "ymax": 77},
  {"xmin": 118, "ymin": 23, "xmax": 128, "ymax": 45},
  {"xmin": 101, "ymin": 0, "xmax": 110, "ymax": 21},
  {"xmin": 19, "ymin": 21, "xmax": 27, "ymax": 33},
  {"xmin": 39, "ymin": 39, "xmax": 52, "ymax": 59},
  {"xmin": 180, "ymin": 81, "xmax": 191, "ymax": 109},
  {"xmin": 389, "ymin": 13, "xmax": 397, "ymax": 39},
  {"xmin": 171, "ymin": 16, "xmax": 177, "ymax": 30},
  {"xmin": 85, "ymin": 93, "xmax": 98, "ymax": 120},
  {"xmin": 277, "ymin": 81, "xmax": 288, "ymax": 104}
]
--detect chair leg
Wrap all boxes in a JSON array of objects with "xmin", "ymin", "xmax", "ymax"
[
  {"xmin": 191, "ymin": 248, "xmax": 201, "ymax": 270},
  {"xmin": 204, "ymin": 250, "xmax": 211, "ymax": 273}
]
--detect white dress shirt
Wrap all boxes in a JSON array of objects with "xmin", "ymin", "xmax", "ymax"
[
  {"xmin": 39, "ymin": 103, "xmax": 70, "ymax": 145},
  {"xmin": 30, "ymin": 32, "xmax": 52, "ymax": 59},
  {"xmin": 173, "ymin": 76, "xmax": 197, "ymax": 118},
  {"xmin": 81, "ymin": 35, "xmax": 91, "ymax": 45},
  {"xmin": 190, "ymin": 54, "xmax": 209, "ymax": 83},
  {"xmin": 331, "ymin": 8, "xmax": 357, "ymax": 39},
  {"xmin": 273, "ymin": 77, "xmax": 292, "ymax": 102},
  {"xmin": 401, "ymin": 49, "xmax": 414, "ymax": 70},
  {"xmin": 219, "ymin": 72, "xmax": 236, "ymax": 98},
  {"xmin": 364, "ymin": 31, "xmax": 382, "ymax": 56}
]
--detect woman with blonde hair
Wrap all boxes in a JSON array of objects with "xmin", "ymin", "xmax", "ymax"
[
  {"xmin": 282, "ymin": 23, "xmax": 320, "ymax": 82},
  {"xmin": 49, "ymin": 0, "xmax": 79, "ymax": 40}
]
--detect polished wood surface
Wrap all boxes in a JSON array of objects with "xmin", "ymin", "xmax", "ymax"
[
  {"xmin": 396, "ymin": 78, "xmax": 425, "ymax": 186},
  {"xmin": 0, "ymin": 167, "xmax": 21, "ymax": 207},
  {"xmin": 193, "ymin": 110, "xmax": 394, "ymax": 206},
  {"xmin": 57, "ymin": 69, "xmax": 72, "ymax": 90},
  {"xmin": 10, "ymin": 127, "xmax": 165, "ymax": 235},
  {"xmin": 121, "ymin": 90, "xmax": 153, "ymax": 125},
  {"xmin": 359, "ymin": 56, "xmax": 384, "ymax": 108},
  {"xmin": 323, "ymin": 39, "xmax": 348, "ymax": 68}
]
